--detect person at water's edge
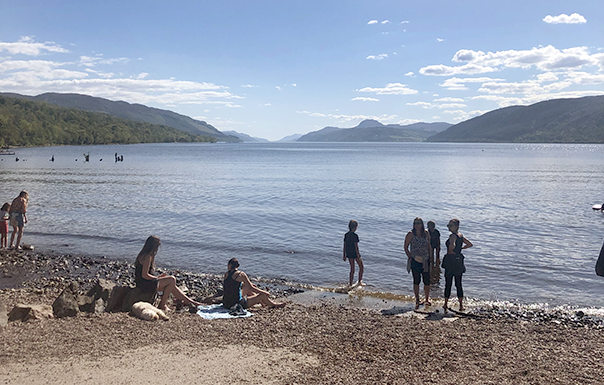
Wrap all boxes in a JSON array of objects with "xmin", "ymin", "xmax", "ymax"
[
  {"xmin": 223, "ymin": 258, "xmax": 285, "ymax": 309},
  {"xmin": 442, "ymin": 218, "xmax": 473, "ymax": 312},
  {"xmin": 343, "ymin": 219, "xmax": 364, "ymax": 287},
  {"xmin": 405, "ymin": 217, "xmax": 433, "ymax": 309}
]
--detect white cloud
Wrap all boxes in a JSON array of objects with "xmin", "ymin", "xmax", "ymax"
[
  {"xmin": 296, "ymin": 110, "xmax": 420, "ymax": 126},
  {"xmin": 136, "ymin": 72, "xmax": 149, "ymax": 79},
  {"xmin": 442, "ymin": 109, "xmax": 488, "ymax": 121},
  {"xmin": 241, "ymin": 84, "xmax": 257, "ymax": 88},
  {"xmin": 407, "ymin": 101, "xmax": 434, "ymax": 109},
  {"xmin": 536, "ymin": 72, "xmax": 559, "ymax": 83},
  {"xmin": 79, "ymin": 55, "xmax": 128, "ymax": 67},
  {"xmin": 400, "ymin": 21, "xmax": 410, "ymax": 24},
  {"xmin": 420, "ymin": 63, "xmax": 496, "ymax": 76},
  {"xmin": 437, "ymin": 38, "xmax": 445, "ymax": 42},
  {"xmin": 406, "ymin": 101, "xmax": 466, "ymax": 109},
  {"xmin": 275, "ymin": 86, "xmax": 282, "ymax": 91},
  {"xmin": 381, "ymin": 20, "xmax": 390, "ymax": 24},
  {"xmin": 0, "ymin": 36, "xmax": 69, "ymax": 56},
  {"xmin": 543, "ymin": 13, "xmax": 586, "ymax": 24},
  {"xmin": 357, "ymin": 82, "xmax": 418, "ymax": 95},
  {"xmin": 291, "ymin": 83, "xmax": 297, "ymax": 87},
  {"xmin": 351, "ymin": 97, "xmax": 379, "ymax": 102},
  {"xmin": 404, "ymin": 72, "xmax": 415, "ymax": 77},
  {"xmin": 367, "ymin": 20, "xmax": 378, "ymax": 25},
  {"xmin": 421, "ymin": 45, "xmax": 603, "ymax": 76},
  {"xmin": 433, "ymin": 97, "xmax": 464, "ymax": 102},
  {"xmin": 366, "ymin": 54, "xmax": 388, "ymax": 60},
  {"xmin": 439, "ymin": 77, "xmax": 506, "ymax": 90}
]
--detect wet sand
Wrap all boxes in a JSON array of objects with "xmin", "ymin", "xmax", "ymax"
[{"xmin": 1, "ymin": 249, "xmax": 604, "ymax": 384}]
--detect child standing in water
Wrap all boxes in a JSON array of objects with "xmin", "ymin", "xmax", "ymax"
[
  {"xmin": 427, "ymin": 221, "xmax": 441, "ymax": 285},
  {"xmin": 343, "ymin": 219, "xmax": 364, "ymax": 287},
  {"xmin": 0, "ymin": 203, "xmax": 9, "ymax": 248}
]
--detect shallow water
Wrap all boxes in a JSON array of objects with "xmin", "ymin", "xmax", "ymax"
[{"xmin": 2, "ymin": 142, "xmax": 604, "ymax": 308}]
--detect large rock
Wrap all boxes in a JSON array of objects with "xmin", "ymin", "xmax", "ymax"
[
  {"xmin": 0, "ymin": 299, "xmax": 7, "ymax": 327},
  {"xmin": 122, "ymin": 287, "xmax": 156, "ymax": 312},
  {"xmin": 8, "ymin": 304, "xmax": 53, "ymax": 322},
  {"xmin": 105, "ymin": 285, "xmax": 132, "ymax": 312},
  {"xmin": 52, "ymin": 282, "xmax": 80, "ymax": 318},
  {"xmin": 86, "ymin": 278, "xmax": 115, "ymax": 302}
]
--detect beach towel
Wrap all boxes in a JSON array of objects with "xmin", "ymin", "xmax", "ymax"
[{"xmin": 196, "ymin": 304, "xmax": 253, "ymax": 319}]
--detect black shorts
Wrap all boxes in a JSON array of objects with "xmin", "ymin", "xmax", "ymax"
[
  {"xmin": 410, "ymin": 258, "xmax": 430, "ymax": 285},
  {"xmin": 225, "ymin": 297, "xmax": 248, "ymax": 309}
]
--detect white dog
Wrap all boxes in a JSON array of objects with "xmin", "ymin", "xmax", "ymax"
[{"xmin": 131, "ymin": 301, "xmax": 169, "ymax": 321}]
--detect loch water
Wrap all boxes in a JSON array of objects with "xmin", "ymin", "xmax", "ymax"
[{"xmin": 2, "ymin": 142, "xmax": 604, "ymax": 309}]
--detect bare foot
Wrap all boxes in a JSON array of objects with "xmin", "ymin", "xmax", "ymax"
[{"xmin": 425, "ymin": 300, "xmax": 432, "ymax": 306}]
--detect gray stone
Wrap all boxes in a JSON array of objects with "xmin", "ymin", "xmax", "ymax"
[
  {"xmin": 52, "ymin": 282, "xmax": 80, "ymax": 318},
  {"xmin": 0, "ymin": 299, "xmax": 7, "ymax": 327},
  {"xmin": 122, "ymin": 287, "xmax": 156, "ymax": 312},
  {"xmin": 105, "ymin": 285, "xmax": 132, "ymax": 312},
  {"xmin": 77, "ymin": 294, "xmax": 95, "ymax": 313},
  {"xmin": 8, "ymin": 304, "xmax": 53, "ymax": 322},
  {"xmin": 94, "ymin": 298, "xmax": 105, "ymax": 313},
  {"xmin": 86, "ymin": 278, "xmax": 115, "ymax": 302}
]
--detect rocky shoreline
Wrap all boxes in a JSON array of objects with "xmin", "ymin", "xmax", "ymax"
[{"xmin": 2, "ymin": 249, "xmax": 604, "ymax": 384}]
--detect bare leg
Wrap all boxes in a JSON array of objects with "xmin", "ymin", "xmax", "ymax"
[
  {"xmin": 356, "ymin": 258, "xmax": 364, "ymax": 284},
  {"xmin": 424, "ymin": 284, "xmax": 431, "ymax": 306},
  {"xmin": 9, "ymin": 226, "xmax": 17, "ymax": 248},
  {"xmin": 247, "ymin": 292, "xmax": 285, "ymax": 308},
  {"xmin": 14, "ymin": 227, "xmax": 23, "ymax": 249},
  {"xmin": 157, "ymin": 276, "xmax": 201, "ymax": 310},
  {"xmin": 459, "ymin": 297, "xmax": 464, "ymax": 312},
  {"xmin": 348, "ymin": 258, "xmax": 355, "ymax": 286}
]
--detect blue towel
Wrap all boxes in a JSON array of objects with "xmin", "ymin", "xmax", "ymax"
[{"xmin": 196, "ymin": 304, "xmax": 252, "ymax": 319}]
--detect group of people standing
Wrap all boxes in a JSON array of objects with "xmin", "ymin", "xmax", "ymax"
[
  {"xmin": 1, "ymin": 191, "xmax": 29, "ymax": 250},
  {"xmin": 343, "ymin": 217, "xmax": 473, "ymax": 312}
]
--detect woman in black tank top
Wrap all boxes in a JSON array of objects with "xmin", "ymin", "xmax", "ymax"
[
  {"xmin": 135, "ymin": 236, "xmax": 202, "ymax": 310},
  {"xmin": 223, "ymin": 258, "xmax": 286, "ymax": 309}
]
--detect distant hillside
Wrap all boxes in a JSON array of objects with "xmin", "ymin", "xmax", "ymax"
[
  {"xmin": 427, "ymin": 95, "xmax": 604, "ymax": 143},
  {"xmin": 277, "ymin": 133, "xmax": 303, "ymax": 142},
  {"xmin": 0, "ymin": 92, "xmax": 240, "ymax": 142},
  {"xmin": 297, "ymin": 120, "xmax": 452, "ymax": 142},
  {"xmin": 223, "ymin": 130, "xmax": 270, "ymax": 142},
  {"xmin": 0, "ymin": 95, "xmax": 216, "ymax": 147}
]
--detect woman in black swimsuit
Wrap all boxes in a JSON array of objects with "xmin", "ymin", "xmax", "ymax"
[
  {"xmin": 223, "ymin": 258, "xmax": 285, "ymax": 309},
  {"xmin": 442, "ymin": 219, "xmax": 473, "ymax": 312},
  {"xmin": 135, "ymin": 235, "xmax": 201, "ymax": 310}
]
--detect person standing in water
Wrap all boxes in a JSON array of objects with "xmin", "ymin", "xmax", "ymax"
[
  {"xmin": 427, "ymin": 220, "xmax": 441, "ymax": 285},
  {"xmin": 405, "ymin": 217, "xmax": 432, "ymax": 309},
  {"xmin": 442, "ymin": 218, "xmax": 473, "ymax": 312},
  {"xmin": 9, "ymin": 191, "xmax": 28, "ymax": 250},
  {"xmin": 343, "ymin": 219, "xmax": 364, "ymax": 287}
]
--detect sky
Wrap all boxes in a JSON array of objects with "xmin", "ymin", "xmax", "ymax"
[{"xmin": 1, "ymin": 1, "xmax": 603, "ymax": 141}]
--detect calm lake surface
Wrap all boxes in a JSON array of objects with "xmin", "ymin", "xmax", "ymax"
[{"xmin": 2, "ymin": 142, "xmax": 604, "ymax": 308}]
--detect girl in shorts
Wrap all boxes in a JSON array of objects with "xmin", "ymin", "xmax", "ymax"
[{"xmin": 0, "ymin": 203, "xmax": 9, "ymax": 248}]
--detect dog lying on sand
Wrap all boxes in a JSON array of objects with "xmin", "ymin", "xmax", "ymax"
[{"xmin": 131, "ymin": 301, "xmax": 169, "ymax": 321}]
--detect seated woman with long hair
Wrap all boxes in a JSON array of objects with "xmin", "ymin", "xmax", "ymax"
[
  {"xmin": 135, "ymin": 235, "xmax": 201, "ymax": 310},
  {"xmin": 223, "ymin": 258, "xmax": 285, "ymax": 309}
]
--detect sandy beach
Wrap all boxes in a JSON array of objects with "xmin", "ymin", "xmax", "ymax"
[{"xmin": 2, "ymin": 249, "xmax": 604, "ymax": 385}]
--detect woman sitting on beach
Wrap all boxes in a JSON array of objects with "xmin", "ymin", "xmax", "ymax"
[
  {"xmin": 405, "ymin": 217, "xmax": 432, "ymax": 309},
  {"xmin": 135, "ymin": 235, "xmax": 201, "ymax": 310},
  {"xmin": 223, "ymin": 258, "xmax": 285, "ymax": 309},
  {"xmin": 9, "ymin": 191, "xmax": 28, "ymax": 250},
  {"xmin": 442, "ymin": 219, "xmax": 473, "ymax": 312}
]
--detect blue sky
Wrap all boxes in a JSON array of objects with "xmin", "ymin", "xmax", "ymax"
[{"xmin": 1, "ymin": 1, "xmax": 603, "ymax": 140}]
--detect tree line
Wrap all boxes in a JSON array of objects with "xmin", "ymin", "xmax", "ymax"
[{"xmin": 0, "ymin": 96, "xmax": 216, "ymax": 148}]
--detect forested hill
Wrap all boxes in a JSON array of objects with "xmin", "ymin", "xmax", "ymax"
[
  {"xmin": 297, "ymin": 120, "xmax": 451, "ymax": 142},
  {"xmin": 0, "ymin": 95, "xmax": 218, "ymax": 147},
  {"xmin": 0, "ymin": 92, "xmax": 239, "ymax": 142},
  {"xmin": 427, "ymin": 95, "xmax": 604, "ymax": 143}
]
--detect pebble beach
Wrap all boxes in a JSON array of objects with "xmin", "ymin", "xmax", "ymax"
[{"xmin": 2, "ymin": 248, "xmax": 604, "ymax": 384}]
